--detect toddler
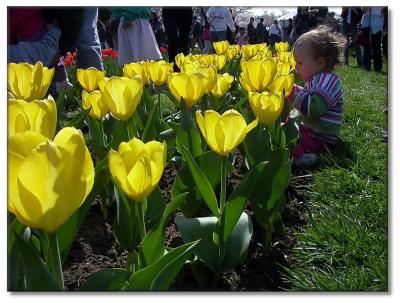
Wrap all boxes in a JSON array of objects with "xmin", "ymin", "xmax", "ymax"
[
  {"xmin": 287, "ymin": 25, "xmax": 347, "ymax": 166},
  {"xmin": 236, "ymin": 27, "xmax": 249, "ymax": 46}
]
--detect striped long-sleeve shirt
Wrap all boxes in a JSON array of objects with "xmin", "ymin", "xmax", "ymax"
[{"xmin": 287, "ymin": 72, "xmax": 344, "ymax": 145}]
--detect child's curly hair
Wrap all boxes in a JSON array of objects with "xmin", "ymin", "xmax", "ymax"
[{"xmin": 294, "ymin": 25, "xmax": 348, "ymax": 71}]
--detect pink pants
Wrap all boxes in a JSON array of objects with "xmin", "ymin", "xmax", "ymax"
[{"xmin": 291, "ymin": 126, "xmax": 331, "ymax": 159}]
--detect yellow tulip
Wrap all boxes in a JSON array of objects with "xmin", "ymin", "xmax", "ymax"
[
  {"xmin": 196, "ymin": 109, "xmax": 258, "ymax": 156},
  {"xmin": 211, "ymin": 73, "xmax": 234, "ymax": 98},
  {"xmin": 256, "ymin": 43, "xmax": 268, "ymax": 52},
  {"xmin": 213, "ymin": 55, "xmax": 227, "ymax": 70},
  {"xmin": 226, "ymin": 45, "xmax": 240, "ymax": 60},
  {"xmin": 239, "ymin": 58, "xmax": 277, "ymax": 92},
  {"xmin": 8, "ymin": 62, "xmax": 54, "ymax": 101},
  {"xmin": 146, "ymin": 60, "xmax": 174, "ymax": 86},
  {"xmin": 8, "ymin": 127, "xmax": 94, "ymax": 233},
  {"xmin": 189, "ymin": 66, "xmax": 217, "ymax": 94},
  {"xmin": 248, "ymin": 91, "xmax": 284, "ymax": 126},
  {"xmin": 277, "ymin": 62, "xmax": 291, "ymax": 76},
  {"xmin": 108, "ymin": 138, "xmax": 167, "ymax": 202},
  {"xmin": 240, "ymin": 44, "xmax": 258, "ymax": 60},
  {"xmin": 77, "ymin": 67, "xmax": 106, "ymax": 92},
  {"xmin": 269, "ymin": 74, "xmax": 294, "ymax": 97},
  {"xmin": 213, "ymin": 41, "xmax": 230, "ymax": 55},
  {"xmin": 181, "ymin": 60, "xmax": 205, "ymax": 73},
  {"xmin": 82, "ymin": 90, "xmax": 109, "ymax": 120},
  {"xmin": 257, "ymin": 48, "xmax": 273, "ymax": 60},
  {"xmin": 275, "ymin": 42, "xmax": 289, "ymax": 52},
  {"xmin": 99, "ymin": 77, "xmax": 143, "ymax": 121},
  {"xmin": 200, "ymin": 55, "xmax": 215, "ymax": 67},
  {"xmin": 175, "ymin": 53, "xmax": 187, "ymax": 70},
  {"xmin": 123, "ymin": 62, "xmax": 149, "ymax": 83},
  {"xmin": 167, "ymin": 72, "xmax": 208, "ymax": 107},
  {"xmin": 8, "ymin": 96, "xmax": 56, "ymax": 139}
]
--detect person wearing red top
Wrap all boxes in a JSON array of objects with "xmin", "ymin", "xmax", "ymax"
[{"xmin": 8, "ymin": 8, "xmax": 47, "ymax": 44}]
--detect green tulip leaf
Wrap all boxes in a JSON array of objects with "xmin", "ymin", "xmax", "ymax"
[
  {"xmin": 249, "ymin": 148, "xmax": 291, "ymax": 228},
  {"xmin": 113, "ymin": 184, "xmax": 140, "ymax": 253},
  {"xmin": 178, "ymin": 145, "xmax": 219, "ymax": 217},
  {"xmin": 7, "ymin": 219, "xmax": 26, "ymax": 290},
  {"xmin": 140, "ymin": 192, "xmax": 189, "ymax": 267},
  {"xmin": 145, "ymin": 186, "xmax": 165, "ymax": 229},
  {"xmin": 65, "ymin": 107, "xmax": 91, "ymax": 129},
  {"xmin": 271, "ymin": 120, "xmax": 286, "ymax": 150},
  {"xmin": 243, "ymin": 125, "xmax": 271, "ymax": 167},
  {"xmin": 108, "ymin": 120, "xmax": 128, "ymax": 150},
  {"xmin": 213, "ymin": 161, "xmax": 266, "ymax": 244},
  {"xmin": 79, "ymin": 268, "xmax": 129, "ymax": 291},
  {"xmin": 177, "ymin": 213, "xmax": 252, "ymax": 273},
  {"xmin": 126, "ymin": 240, "xmax": 200, "ymax": 291},
  {"xmin": 142, "ymin": 99, "xmax": 160, "ymax": 142},
  {"xmin": 14, "ymin": 232, "xmax": 61, "ymax": 291},
  {"xmin": 172, "ymin": 150, "xmax": 231, "ymax": 217},
  {"xmin": 176, "ymin": 127, "xmax": 203, "ymax": 158},
  {"xmin": 282, "ymin": 116, "xmax": 301, "ymax": 149}
]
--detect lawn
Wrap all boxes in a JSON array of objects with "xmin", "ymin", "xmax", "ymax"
[{"xmin": 281, "ymin": 57, "xmax": 388, "ymax": 290}]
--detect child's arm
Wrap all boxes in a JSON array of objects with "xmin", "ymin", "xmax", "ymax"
[{"xmin": 286, "ymin": 84, "xmax": 329, "ymax": 120}]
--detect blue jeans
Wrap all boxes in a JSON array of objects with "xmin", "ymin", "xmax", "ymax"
[
  {"xmin": 210, "ymin": 30, "xmax": 227, "ymax": 43},
  {"xmin": 76, "ymin": 8, "xmax": 104, "ymax": 70},
  {"xmin": 342, "ymin": 22, "xmax": 362, "ymax": 67}
]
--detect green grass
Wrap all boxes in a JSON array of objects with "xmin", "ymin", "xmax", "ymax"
[{"xmin": 282, "ymin": 57, "xmax": 388, "ymax": 291}]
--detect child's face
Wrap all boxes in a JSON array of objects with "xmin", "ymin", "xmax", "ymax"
[{"xmin": 293, "ymin": 44, "xmax": 325, "ymax": 82}]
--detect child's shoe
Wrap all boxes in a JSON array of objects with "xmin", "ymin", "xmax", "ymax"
[{"xmin": 293, "ymin": 153, "xmax": 318, "ymax": 167}]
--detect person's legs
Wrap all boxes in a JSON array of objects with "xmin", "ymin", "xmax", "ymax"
[
  {"xmin": 349, "ymin": 24, "xmax": 363, "ymax": 67},
  {"xmin": 342, "ymin": 22, "xmax": 351, "ymax": 64},
  {"xmin": 162, "ymin": 10, "xmax": 179, "ymax": 69},
  {"xmin": 76, "ymin": 8, "xmax": 104, "ymax": 70},
  {"xmin": 363, "ymin": 44, "xmax": 371, "ymax": 71},
  {"xmin": 216, "ymin": 30, "xmax": 227, "ymax": 42},
  {"xmin": 291, "ymin": 126, "xmax": 329, "ymax": 160},
  {"xmin": 176, "ymin": 8, "xmax": 192, "ymax": 56},
  {"xmin": 372, "ymin": 31, "xmax": 382, "ymax": 72}
]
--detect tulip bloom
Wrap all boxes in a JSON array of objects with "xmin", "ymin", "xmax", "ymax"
[
  {"xmin": 190, "ymin": 66, "xmax": 217, "ymax": 94},
  {"xmin": 269, "ymin": 74, "xmax": 294, "ymax": 97},
  {"xmin": 82, "ymin": 90, "xmax": 109, "ymax": 120},
  {"xmin": 213, "ymin": 55, "xmax": 227, "ymax": 71},
  {"xmin": 146, "ymin": 60, "xmax": 174, "ymax": 86},
  {"xmin": 8, "ymin": 127, "xmax": 95, "ymax": 233},
  {"xmin": 8, "ymin": 96, "xmax": 56, "ymax": 139},
  {"xmin": 225, "ymin": 45, "xmax": 240, "ymax": 60},
  {"xmin": 248, "ymin": 91, "xmax": 284, "ymax": 126},
  {"xmin": 108, "ymin": 138, "xmax": 167, "ymax": 202},
  {"xmin": 98, "ymin": 77, "xmax": 143, "ymax": 121},
  {"xmin": 123, "ymin": 62, "xmax": 149, "ymax": 83},
  {"xmin": 275, "ymin": 42, "xmax": 289, "ymax": 52},
  {"xmin": 211, "ymin": 73, "xmax": 234, "ymax": 98},
  {"xmin": 167, "ymin": 72, "xmax": 208, "ymax": 107},
  {"xmin": 240, "ymin": 44, "xmax": 258, "ymax": 60},
  {"xmin": 77, "ymin": 67, "xmax": 106, "ymax": 92},
  {"xmin": 277, "ymin": 62, "xmax": 291, "ymax": 76},
  {"xmin": 175, "ymin": 53, "xmax": 187, "ymax": 70},
  {"xmin": 8, "ymin": 62, "xmax": 54, "ymax": 101},
  {"xmin": 196, "ymin": 109, "xmax": 258, "ymax": 156},
  {"xmin": 213, "ymin": 41, "xmax": 230, "ymax": 55},
  {"xmin": 240, "ymin": 58, "xmax": 277, "ymax": 92}
]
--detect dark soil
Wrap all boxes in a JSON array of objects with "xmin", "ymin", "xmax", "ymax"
[{"xmin": 63, "ymin": 151, "xmax": 311, "ymax": 291}]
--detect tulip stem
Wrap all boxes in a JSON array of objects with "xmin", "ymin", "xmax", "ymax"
[
  {"xmin": 136, "ymin": 201, "xmax": 146, "ymax": 242},
  {"xmin": 126, "ymin": 252, "xmax": 133, "ymax": 273},
  {"xmin": 219, "ymin": 156, "xmax": 227, "ymax": 214},
  {"xmin": 47, "ymin": 232, "xmax": 64, "ymax": 290}
]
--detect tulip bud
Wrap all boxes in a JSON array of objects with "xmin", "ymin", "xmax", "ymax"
[
  {"xmin": 108, "ymin": 138, "xmax": 167, "ymax": 202},
  {"xmin": 196, "ymin": 109, "xmax": 258, "ymax": 156},
  {"xmin": 248, "ymin": 91, "xmax": 284, "ymax": 126},
  {"xmin": 239, "ymin": 58, "xmax": 277, "ymax": 92},
  {"xmin": 211, "ymin": 73, "xmax": 234, "ymax": 98},
  {"xmin": 213, "ymin": 41, "xmax": 230, "ymax": 55},
  {"xmin": 146, "ymin": 60, "xmax": 174, "ymax": 86},
  {"xmin": 8, "ymin": 62, "xmax": 54, "ymax": 101},
  {"xmin": 167, "ymin": 72, "xmax": 208, "ymax": 107},
  {"xmin": 77, "ymin": 67, "xmax": 106, "ymax": 92},
  {"xmin": 99, "ymin": 77, "xmax": 143, "ymax": 121},
  {"xmin": 82, "ymin": 90, "xmax": 108, "ymax": 120},
  {"xmin": 8, "ymin": 96, "xmax": 56, "ymax": 139},
  {"xmin": 123, "ymin": 62, "xmax": 149, "ymax": 84},
  {"xmin": 8, "ymin": 127, "xmax": 94, "ymax": 233}
]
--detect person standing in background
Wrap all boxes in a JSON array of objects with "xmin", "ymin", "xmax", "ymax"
[
  {"xmin": 360, "ymin": 7, "xmax": 384, "ymax": 72},
  {"xmin": 341, "ymin": 7, "xmax": 363, "ymax": 67},
  {"xmin": 206, "ymin": 6, "xmax": 235, "ymax": 45},
  {"xmin": 247, "ymin": 17, "xmax": 256, "ymax": 44},
  {"xmin": 269, "ymin": 19, "xmax": 282, "ymax": 45},
  {"xmin": 162, "ymin": 7, "xmax": 193, "ymax": 71},
  {"xmin": 256, "ymin": 18, "xmax": 266, "ymax": 43},
  {"xmin": 112, "ymin": 7, "xmax": 162, "ymax": 65},
  {"xmin": 190, "ymin": 16, "xmax": 203, "ymax": 50}
]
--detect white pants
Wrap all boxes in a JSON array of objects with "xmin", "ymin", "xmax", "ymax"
[{"xmin": 118, "ymin": 18, "xmax": 162, "ymax": 65}]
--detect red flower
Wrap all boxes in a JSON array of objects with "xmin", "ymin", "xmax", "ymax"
[
  {"xmin": 111, "ymin": 51, "xmax": 119, "ymax": 59},
  {"xmin": 160, "ymin": 47, "xmax": 168, "ymax": 54}
]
